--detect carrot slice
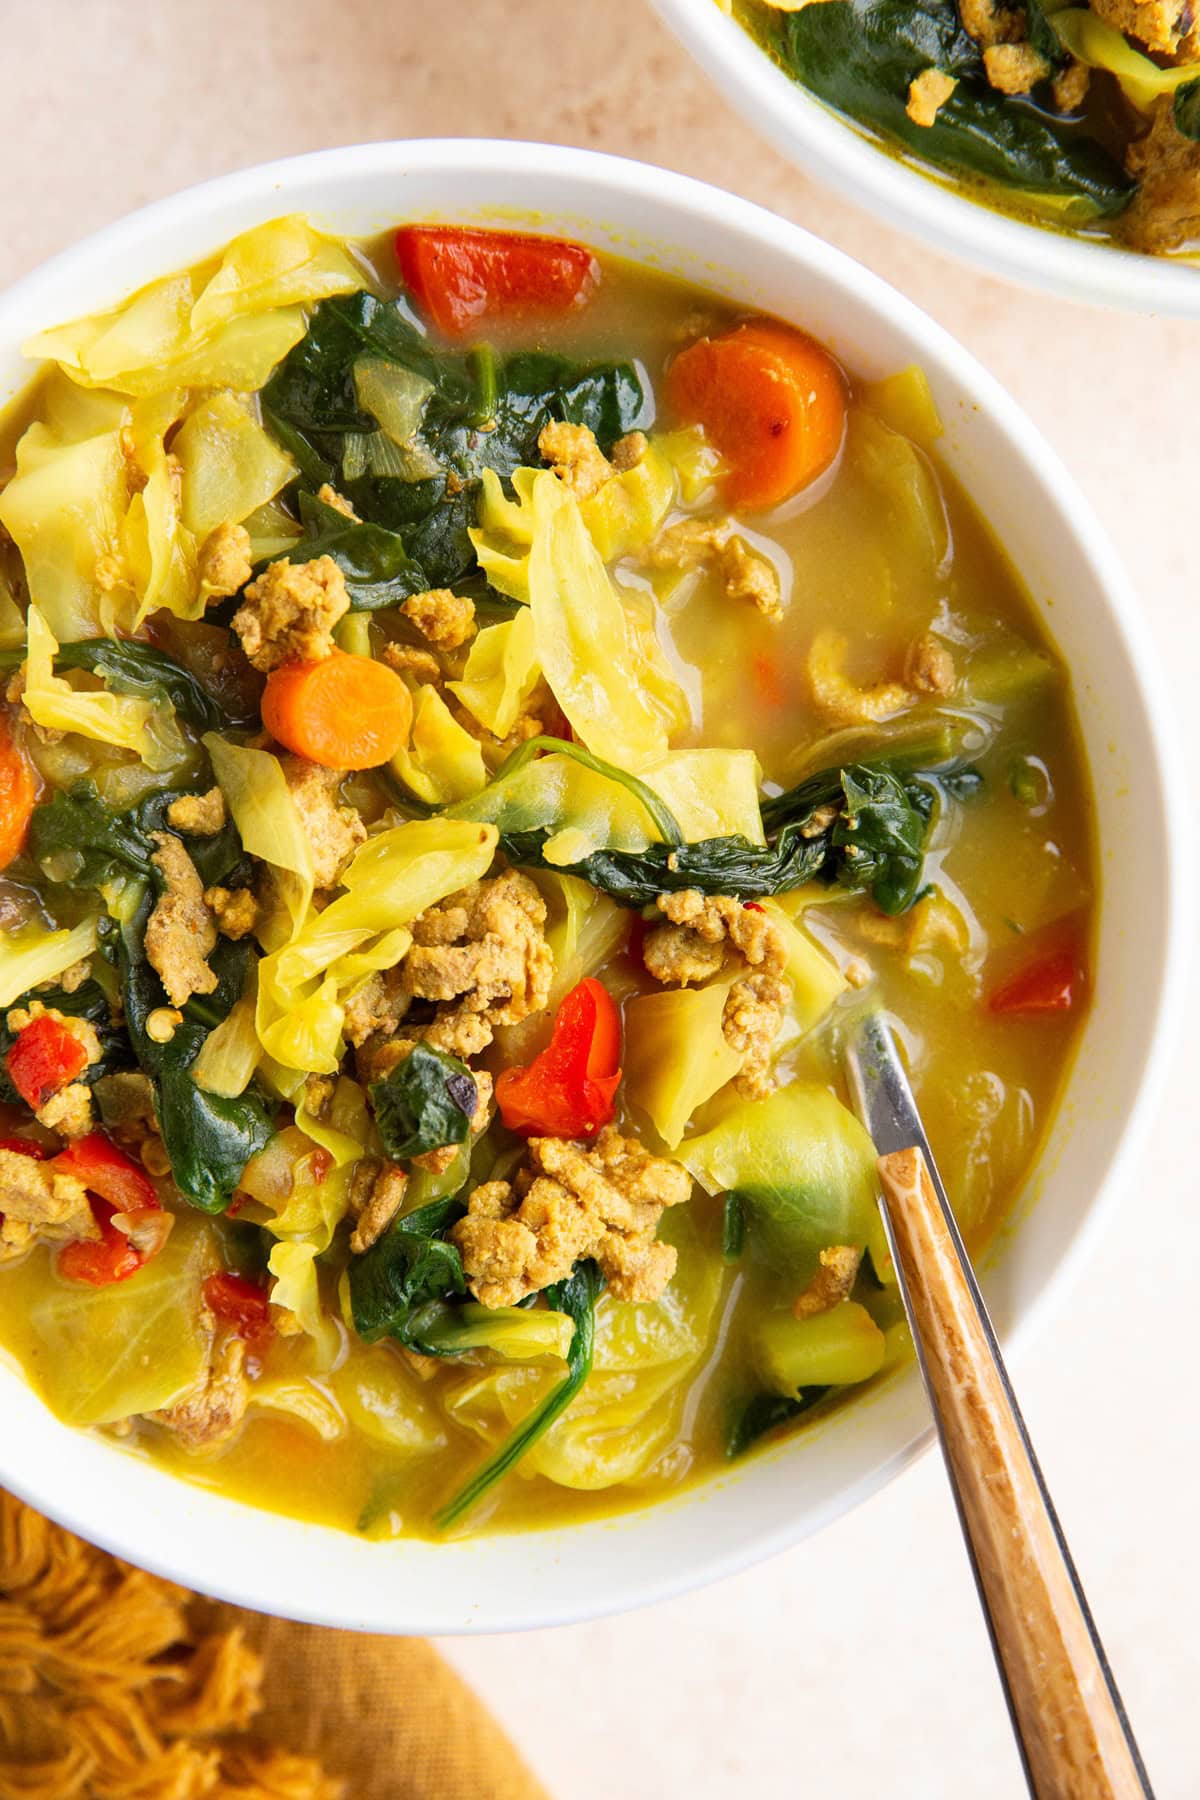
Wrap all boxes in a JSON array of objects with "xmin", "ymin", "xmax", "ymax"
[
  {"xmin": 262, "ymin": 651, "xmax": 413, "ymax": 770},
  {"xmin": 395, "ymin": 226, "xmax": 599, "ymax": 336},
  {"xmin": 0, "ymin": 713, "xmax": 37, "ymax": 871},
  {"xmin": 665, "ymin": 320, "xmax": 846, "ymax": 511}
]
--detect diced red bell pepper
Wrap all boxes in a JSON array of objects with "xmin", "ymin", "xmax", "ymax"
[
  {"xmin": 204, "ymin": 1271, "xmax": 275, "ymax": 1345},
  {"xmin": 57, "ymin": 1199, "xmax": 144, "ymax": 1286},
  {"xmin": 0, "ymin": 1136, "xmax": 50, "ymax": 1159},
  {"xmin": 395, "ymin": 226, "xmax": 599, "ymax": 337},
  {"xmin": 0, "ymin": 714, "xmax": 37, "ymax": 873},
  {"xmin": 51, "ymin": 1131, "xmax": 160, "ymax": 1215},
  {"xmin": 989, "ymin": 933, "xmax": 1083, "ymax": 1016},
  {"xmin": 6, "ymin": 1014, "xmax": 89, "ymax": 1111},
  {"xmin": 496, "ymin": 977, "xmax": 622, "ymax": 1139}
]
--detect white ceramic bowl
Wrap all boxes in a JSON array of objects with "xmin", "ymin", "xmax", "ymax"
[
  {"xmin": 652, "ymin": 0, "xmax": 1200, "ymax": 316},
  {"xmin": 0, "ymin": 141, "xmax": 1185, "ymax": 1633}
]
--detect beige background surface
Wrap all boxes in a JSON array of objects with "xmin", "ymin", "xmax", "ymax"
[{"xmin": 1, "ymin": 2, "xmax": 1196, "ymax": 1794}]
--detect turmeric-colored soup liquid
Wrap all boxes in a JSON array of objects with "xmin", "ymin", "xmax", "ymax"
[{"xmin": 0, "ymin": 220, "xmax": 1091, "ymax": 1538}]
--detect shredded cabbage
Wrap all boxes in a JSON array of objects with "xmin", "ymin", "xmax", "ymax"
[
  {"xmin": 256, "ymin": 818, "xmax": 498, "ymax": 1075},
  {"xmin": 391, "ymin": 683, "xmax": 488, "ymax": 804},
  {"xmin": 248, "ymin": 1378, "xmax": 346, "ymax": 1441},
  {"xmin": 22, "ymin": 605, "xmax": 176, "ymax": 766},
  {"xmin": 623, "ymin": 980, "xmax": 746, "ymax": 1148},
  {"xmin": 188, "ymin": 215, "xmax": 363, "ymax": 332},
  {"xmin": 174, "ymin": 390, "xmax": 296, "ymax": 539},
  {"xmin": 28, "ymin": 1215, "xmax": 218, "ymax": 1425},
  {"xmin": 0, "ymin": 422, "xmax": 134, "ymax": 639},
  {"xmin": 446, "ymin": 609, "xmax": 540, "ymax": 740},
  {"xmin": 0, "ymin": 918, "xmax": 100, "ymax": 1009},
  {"xmin": 333, "ymin": 1357, "xmax": 448, "ymax": 1454},
  {"xmin": 268, "ymin": 1240, "xmax": 340, "ymax": 1368},
  {"xmin": 1052, "ymin": 9, "xmax": 1200, "ymax": 110},
  {"xmin": 203, "ymin": 734, "xmax": 315, "ymax": 932},
  {"xmin": 577, "ymin": 440, "xmax": 675, "ymax": 561},
  {"xmin": 471, "ymin": 467, "xmax": 683, "ymax": 767},
  {"xmin": 677, "ymin": 1082, "xmax": 886, "ymax": 1276}
]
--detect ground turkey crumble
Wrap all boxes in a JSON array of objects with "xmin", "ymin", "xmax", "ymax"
[
  {"xmin": 452, "ymin": 1127, "xmax": 693, "ymax": 1307},
  {"xmin": 231, "ymin": 554, "xmax": 350, "ymax": 672},
  {"xmin": 145, "ymin": 832, "xmax": 218, "ymax": 1010},
  {"xmin": 154, "ymin": 1336, "xmax": 249, "ymax": 1452},
  {"xmin": 197, "ymin": 522, "xmax": 252, "ymax": 602},
  {"xmin": 280, "ymin": 755, "xmax": 367, "ymax": 889},
  {"xmin": 1125, "ymin": 97, "xmax": 1200, "ymax": 253},
  {"xmin": 166, "ymin": 787, "xmax": 228, "ymax": 835},
  {"xmin": 347, "ymin": 870, "xmax": 553, "ymax": 1077},
  {"xmin": 400, "ymin": 588, "xmax": 477, "ymax": 650},
  {"xmin": 643, "ymin": 891, "xmax": 791, "ymax": 1099},
  {"xmin": 642, "ymin": 517, "xmax": 783, "ymax": 620}
]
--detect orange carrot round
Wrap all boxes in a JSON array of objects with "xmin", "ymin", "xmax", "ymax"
[
  {"xmin": 0, "ymin": 714, "xmax": 37, "ymax": 871},
  {"xmin": 262, "ymin": 651, "xmax": 413, "ymax": 770},
  {"xmin": 665, "ymin": 320, "xmax": 846, "ymax": 511}
]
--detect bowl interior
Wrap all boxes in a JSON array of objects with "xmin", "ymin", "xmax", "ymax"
[
  {"xmin": 650, "ymin": 0, "xmax": 1200, "ymax": 318},
  {"xmin": 0, "ymin": 141, "xmax": 1182, "ymax": 1633}
]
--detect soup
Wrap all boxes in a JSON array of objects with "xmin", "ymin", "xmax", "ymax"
[
  {"xmin": 0, "ymin": 217, "xmax": 1092, "ymax": 1538},
  {"xmin": 732, "ymin": 0, "xmax": 1200, "ymax": 256}
]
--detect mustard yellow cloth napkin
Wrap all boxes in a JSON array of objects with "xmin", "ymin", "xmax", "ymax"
[{"xmin": 0, "ymin": 1491, "xmax": 550, "ymax": 1800}]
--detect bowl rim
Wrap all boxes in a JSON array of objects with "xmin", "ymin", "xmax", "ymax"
[
  {"xmin": 0, "ymin": 138, "xmax": 1188, "ymax": 1633},
  {"xmin": 650, "ymin": 0, "xmax": 1200, "ymax": 318}
]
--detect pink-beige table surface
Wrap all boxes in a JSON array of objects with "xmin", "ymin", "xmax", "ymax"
[{"xmin": 2, "ymin": 3, "xmax": 1196, "ymax": 1794}]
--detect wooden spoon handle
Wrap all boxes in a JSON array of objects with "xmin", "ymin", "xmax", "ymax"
[{"xmin": 877, "ymin": 1145, "xmax": 1152, "ymax": 1800}]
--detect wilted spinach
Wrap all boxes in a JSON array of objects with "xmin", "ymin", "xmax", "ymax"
[
  {"xmin": 757, "ymin": 0, "xmax": 1131, "ymax": 217},
  {"xmin": 0, "ymin": 639, "xmax": 236, "ymax": 733},
  {"xmin": 117, "ymin": 895, "xmax": 273, "ymax": 1214},
  {"xmin": 501, "ymin": 761, "xmax": 942, "ymax": 915},
  {"xmin": 262, "ymin": 290, "xmax": 652, "ymax": 594},
  {"xmin": 348, "ymin": 1197, "xmax": 469, "ymax": 1346},
  {"xmin": 727, "ymin": 1386, "xmax": 830, "ymax": 1459},
  {"xmin": 435, "ymin": 1260, "xmax": 604, "ymax": 1529},
  {"xmin": 369, "ymin": 1043, "xmax": 478, "ymax": 1163},
  {"xmin": 29, "ymin": 783, "xmax": 245, "ymax": 892}
]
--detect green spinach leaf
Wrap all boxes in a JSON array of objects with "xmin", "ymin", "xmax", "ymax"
[
  {"xmin": 262, "ymin": 291, "xmax": 653, "ymax": 593},
  {"xmin": 287, "ymin": 491, "xmax": 428, "ymax": 609},
  {"xmin": 369, "ymin": 1043, "xmax": 478, "ymax": 1163},
  {"xmin": 435, "ymin": 1260, "xmax": 604, "ymax": 1529},
  {"xmin": 764, "ymin": 0, "xmax": 1131, "ymax": 217},
  {"xmin": 118, "ymin": 896, "xmax": 273, "ymax": 1214},
  {"xmin": 348, "ymin": 1197, "xmax": 469, "ymax": 1346},
  {"xmin": 29, "ymin": 784, "xmax": 245, "ymax": 892},
  {"xmin": 500, "ymin": 761, "xmax": 941, "ymax": 914},
  {"xmin": 727, "ymin": 1386, "xmax": 830, "ymax": 1458},
  {"xmin": 1175, "ymin": 78, "xmax": 1200, "ymax": 141},
  {"xmin": 0, "ymin": 639, "xmax": 236, "ymax": 733}
]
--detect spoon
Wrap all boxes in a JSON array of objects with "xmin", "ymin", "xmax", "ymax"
[{"xmin": 845, "ymin": 1011, "xmax": 1153, "ymax": 1800}]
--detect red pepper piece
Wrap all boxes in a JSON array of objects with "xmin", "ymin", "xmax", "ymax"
[
  {"xmin": 51, "ymin": 1131, "xmax": 160, "ymax": 1215},
  {"xmin": 204, "ymin": 1271, "xmax": 275, "ymax": 1345},
  {"xmin": 395, "ymin": 226, "xmax": 599, "ymax": 337},
  {"xmin": 0, "ymin": 1136, "xmax": 50, "ymax": 1159},
  {"xmin": 496, "ymin": 977, "xmax": 622, "ymax": 1139},
  {"xmin": 57, "ymin": 1199, "xmax": 144, "ymax": 1286},
  {"xmin": 989, "ymin": 932, "xmax": 1084, "ymax": 1016},
  {"xmin": 6, "ymin": 1014, "xmax": 89, "ymax": 1111}
]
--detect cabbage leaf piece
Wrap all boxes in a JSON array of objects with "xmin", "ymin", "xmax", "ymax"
[
  {"xmin": 443, "ymin": 1210, "xmax": 723, "ymax": 1494},
  {"xmin": 28, "ymin": 1214, "xmax": 219, "ymax": 1425},
  {"xmin": 22, "ymin": 605, "xmax": 171, "ymax": 766},
  {"xmin": 0, "ymin": 919, "xmax": 100, "ymax": 1011},
  {"xmin": 1052, "ymin": 9, "xmax": 1200, "ymax": 112},
  {"xmin": 470, "ymin": 467, "xmax": 683, "ymax": 769},
  {"xmin": 254, "ymin": 817, "xmax": 498, "ymax": 1076},
  {"xmin": 391, "ymin": 681, "xmax": 489, "ymax": 804},
  {"xmin": 623, "ymin": 980, "xmax": 747, "ymax": 1150},
  {"xmin": 173, "ymin": 390, "xmax": 297, "ymax": 539},
  {"xmin": 24, "ymin": 218, "xmax": 354, "ymax": 398},
  {"xmin": 0, "ymin": 421, "xmax": 134, "ymax": 639},
  {"xmin": 677, "ymin": 1081, "xmax": 885, "ymax": 1276}
]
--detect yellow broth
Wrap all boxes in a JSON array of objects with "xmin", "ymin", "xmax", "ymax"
[{"xmin": 0, "ymin": 231, "xmax": 1093, "ymax": 1539}]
